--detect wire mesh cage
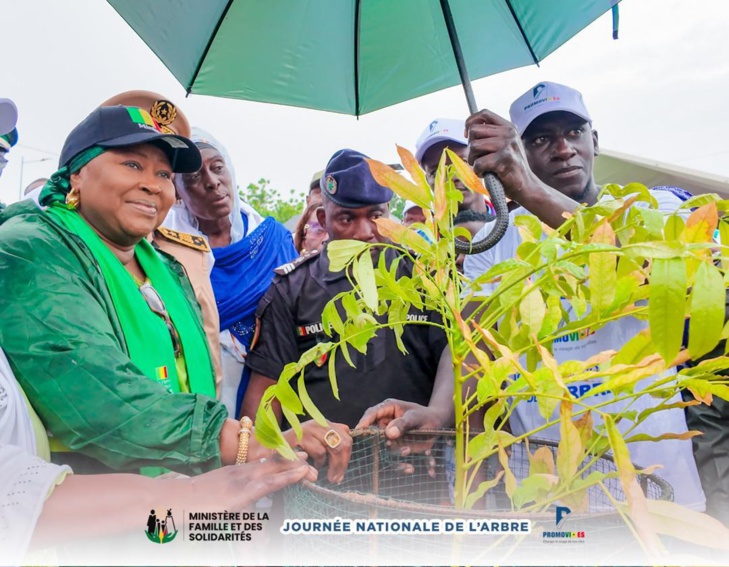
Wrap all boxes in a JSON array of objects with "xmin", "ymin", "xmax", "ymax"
[{"xmin": 283, "ymin": 428, "xmax": 673, "ymax": 565}]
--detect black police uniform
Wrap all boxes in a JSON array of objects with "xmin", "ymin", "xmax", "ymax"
[{"xmin": 246, "ymin": 245, "xmax": 448, "ymax": 428}]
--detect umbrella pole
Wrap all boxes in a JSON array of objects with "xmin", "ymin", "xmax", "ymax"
[
  {"xmin": 439, "ymin": 0, "xmax": 510, "ymax": 254},
  {"xmin": 438, "ymin": 0, "xmax": 478, "ymax": 115}
]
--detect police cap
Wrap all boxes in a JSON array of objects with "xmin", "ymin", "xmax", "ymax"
[{"xmin": 320, "ymin": 148, "xmax": 393, "ymax": 208}]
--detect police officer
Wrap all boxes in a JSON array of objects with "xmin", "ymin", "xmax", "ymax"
[{"xmin": 242, "ymin": 149, "xmax": 452, "ymax": 428}]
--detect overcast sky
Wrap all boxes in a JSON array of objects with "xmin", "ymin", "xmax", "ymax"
[{"xmin": 1, "ymin": 0, "xmax": 728, "ymax": 205}]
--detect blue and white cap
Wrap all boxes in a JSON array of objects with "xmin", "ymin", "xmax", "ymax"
[
  {"xmin": 0, "ymin": 98, "xmax": 18, "ymax": 137},
  {"xmin": 414, "ymin": 118, "xmax": 467, "ymax": 164},
  {"xmin": 509, "ymin": 82, "xmax": 592, "ymax": 136}
]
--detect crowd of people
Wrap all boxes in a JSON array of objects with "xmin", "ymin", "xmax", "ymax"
[{"xmin": 1, "ymin": 80, "xmax": 728, "ymax": 561}]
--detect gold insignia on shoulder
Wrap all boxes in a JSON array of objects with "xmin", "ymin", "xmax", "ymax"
[
  {"xmin": 156, "ymin": 227, "xmax": 211, "ymax": 252},
  {"xmin": 150, "ymin": 100, "xmax": 177, "ymax": 134}
]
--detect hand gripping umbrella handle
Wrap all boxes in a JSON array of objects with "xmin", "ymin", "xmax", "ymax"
[
  {"xmin": 437, "ymin": 0, "xmax": 509, "ymax": 255},
  {"xmin": 454, "ymin": 172, "xmax": 509, "ymax": 255}
]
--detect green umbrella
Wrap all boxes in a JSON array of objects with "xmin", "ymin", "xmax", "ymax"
[{"xmin": 108, "ymin": 0, "xmax": 620, "ymax": 251}]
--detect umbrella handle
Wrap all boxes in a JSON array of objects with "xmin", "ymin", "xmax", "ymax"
[{"xmin": 454, "ymin": 172, "xmax": 509, "ymax": 255}]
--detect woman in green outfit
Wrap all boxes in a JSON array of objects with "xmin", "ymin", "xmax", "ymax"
[{"xmin": 0, "ymin": 105, "xmax": 350, "ymax": 479}]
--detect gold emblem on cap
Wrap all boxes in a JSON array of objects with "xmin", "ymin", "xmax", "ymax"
[
  {"xmin": 324, "ymin": 175, "xmax": 337, "ymax": 195},
  {"xmin": 150, "ymin": 100, "xmax": 178, "ymax": 135}
]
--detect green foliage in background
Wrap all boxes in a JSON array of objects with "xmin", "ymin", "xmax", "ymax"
[
  {"xmin": 240, "ymin": 178, "xmax": 303, "ymax": 223},
  {"xmin": 389, "ymin": 193, "xmax": 406, "ymax": 219}
]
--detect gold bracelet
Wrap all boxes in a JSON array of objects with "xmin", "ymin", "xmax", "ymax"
[{"xmin": 236, "ymin": 416, "xmax": 253, "ymax": 465}]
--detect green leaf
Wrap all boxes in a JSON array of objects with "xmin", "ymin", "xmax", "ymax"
[
  {"xmin": 366, "ymin": 158, "xmax": 431, "ymax": 207},
  {"xmin": 624, "ymin": 431, "xmax": 701, "ymax": 443},
  {"xmin": 588, "ymin": 224, "xmax": 617, "ymax": 314},
  {"xmin": 297, "ymin": 342, "xmax": 332, "ymax": 368},
  {"xmin": 682, "ymin": 357, "xmax": 729, "ymax": 376},
  {"xmin": 464, "ymin": 471, "xmax": 505, "ymax": 509},
  {"xmin": 527, "ymin": 445, "xmax": 556, "ymax": 475},
  {"xmin": 688, "ymin": 261, "xmax": 725, "ymax": 359},
  {"xmin": 476, "ymin": 359, "xmax": 512, "ymax": 406},
  {"xmin": 395, "ymin": 145, "xmax": 431, "ymax": 197},
  {"xmin": 664, "ymin": 214, "xmax": 685, "ymax": 241},
  {"xmin": 538, "ymin": 294, "xmax": 563, "ymax": 339},
  {"xmin": 281, "ymin": 405, "xmax": 303, "ymax": 440},
  {"xmin": 387, "ymin": 300, "xmax": 409, "ymax": 355},
  {"xmin": 571, "ymin": 287, "xmax": 587, "ymax": 318},
  {"xmin": 516, "ymin": 241, "xmax": 540, "ymax": 264},
  {"xmin": 556, "ymin": 402, "xmax": 583, "ymax": 481},
  {"xmin": 475, "ymin": 259, "xmax": 532, "ymax": 284},
  {"xmin": 254, "ymin": 403, "xmax": 297, "ymax": 459},
  {"xmin": 272, "ymin": 374, "xmax": 304, "ymax": 414},
  {"xmin": 636, "ymin": 400, "xmax": 697, "ymax": 424},
  {"xmin": 678, "ymin": 193, "xmax": 722, "ymax": 211},
  {"xmin": 612, "ymin": 330, "xmax": 653, "ymax": 366},
  {"xmin": 638, "ymin": 207, "xmax": 666, "ymax": 238},
  {"xmin": 445, "ymin": 148, "xmax": 490, "ymax": 197},
  {"xmin": 353, "ymin": 250, "xmax": 378, "ymax": 311},
  {"xmin": 321, "ymin": 299, "xmax": 344, "ymax": 337},
  {"xmin": 498, "ymin": 440, "xmax": 518, "ymax": 501},
  {"xmin": 327, "ymin": 240, "xmax": 368, "ymax": 272},
  {"xmin": 553, "ymin": 260, "xmax": 587, "ymax": 281},
  {"xmin": 512, "ymin": 473, "xmax": 558, "ymax": 509},
  {"xmin": 534, "ymin": 367, "xmax": 566, "ymax": 422},
  {"xmin": 340, "ymin": 342, "xmax": 355, "ymax": 368},
  {"xmin": 519, "ymin": 284, "xmax": 545, "ymax": 335},
  {"xmin": 515, "ymin": 214, "xmax": 543, "ymax": 243},
  {"xmin": 623, "ymin": 241, "xmax": 686, "ymax": 260},
  {"xmin": 327, "ymin": 348, "xmax": 339, "ymax": 400},
  {"xmin": 467, "ymin": 429, "xmax": 497, "ymax": 462},
  {"xmin": 482, "ymin": 399, "xmax": 506, "ymax": 431},
  {"xmin": 476, "ymin": 374, "xmax": 498, "ymax": 403},
  {"xmin": 649, "ymin": 257, "xmax": 687, "ymax": 363},
  {"xmin": 341, "ymin": 292, "xmax": 360, "ymax": 320},
  {"xmin": 297, "ymin": 372, "xmax": 329, "ymax": 427},
  {"xmin": 640, "ymin": 500, "xmax": 729, "ymax": 551},
  {"xmin": 374, "ymin": 218, "xmax": 431, "ymax": 255}
]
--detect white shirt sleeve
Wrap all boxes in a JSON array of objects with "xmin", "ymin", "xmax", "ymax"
[
  {"xmin": 0, "ymin": 444, "xmax": 71, "ymax": 564},
  {"xmin": 463, "ymin": 207, "xmax": 525, "ymax": 298},
  {"xmin": 463, "ymin": 224, "xmax": 498, "ymax": 298}
]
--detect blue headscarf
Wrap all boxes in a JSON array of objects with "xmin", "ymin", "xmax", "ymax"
[
  {"xmin": 170, "ymin": 128, "xmax": 297, "ymax": 415},
  {"xmin": 212, "ymin": 215, "xmax": 296, "ymax": 347}
]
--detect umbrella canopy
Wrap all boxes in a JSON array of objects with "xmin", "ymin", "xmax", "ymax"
[{"xmin": 108, "ymin": 0, "xmax": 619, "ymax": 116}]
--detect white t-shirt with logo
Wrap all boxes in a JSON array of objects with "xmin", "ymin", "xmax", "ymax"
[{"xmin": 463, "ymin": 191, "xmax": 705, "ymax": 510}]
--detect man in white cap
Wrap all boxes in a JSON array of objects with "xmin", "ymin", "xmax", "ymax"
[
  {"xmin": 401, "ymin": 200, "xmax": 426, "ymax": 227},
  {"xmin": 0, "ymin": 98, "xmax": 17, "ymax": 136},
  {"xmin": 461, "ymin": 81, "xmax": 705, "ymax": 512},
  {"xmin": 415, "ymin": 118, "xmax": 494, "ymax": 217},
  {"xmin": 0, "ymin": 98, "xmax": 18, "ymax": 179}
]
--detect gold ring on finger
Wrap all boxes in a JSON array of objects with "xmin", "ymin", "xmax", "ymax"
[{"xmin": 324, "ymin": 429, "xmax": 342, "ymax": 449}]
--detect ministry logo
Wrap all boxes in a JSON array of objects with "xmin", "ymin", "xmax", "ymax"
[{"xmin": 145, "ymin": 508, "xmax": 178, "ymax": 544}]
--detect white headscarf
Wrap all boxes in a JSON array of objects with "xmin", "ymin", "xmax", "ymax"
[{"xmin": 162, "ymin": 127, "xmax": 264, "ymax": 252}]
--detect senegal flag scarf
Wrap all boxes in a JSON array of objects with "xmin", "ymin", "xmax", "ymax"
[{"xmin": 46, "ymin": 204, "xmax": 216, "ymax": 399}]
